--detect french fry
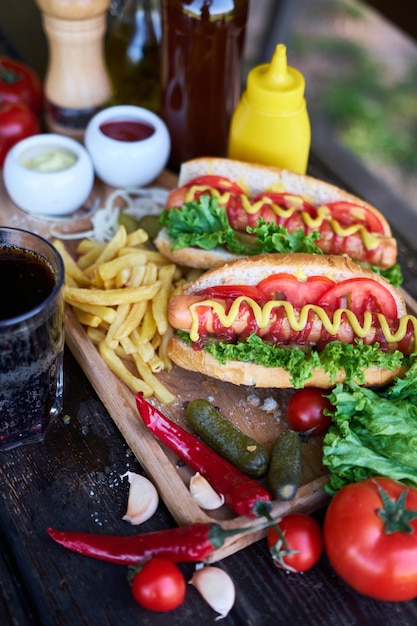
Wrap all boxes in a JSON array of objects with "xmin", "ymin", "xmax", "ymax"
[
  {"xmin": 99, "ymin": 341, "xmax": 153, "ymax": 396},
  {"xmin": 97, "ymin": 251, "xmax": 147, "ymax": 282},
  {"xmin": 115, "ymin": 267, "xmax": 131, "ymax": 288},
  {"xmin": 119, "ymin": 335, "xmax": 138, "ymax": 355},
  {"xmin": 64, "ymin": 283, "xmax": 160, "ymax": 306},
  {"xmin": 114, "ymin": 300, "xmax": 147, "ymax": 341},
  {"xmin": 73, "ymin": 308, "xmax": 102, "ymax": 328},
  {"xmin": 131, "ymin": 352, "xmax": 176, "ymax": 404},
  {"xmin": 137, "ymin": 304, "xmax": 157, "ymax": 343},
  {"xmin": 152, "ymin": 264, "xmax": 176, "ymax": 335},
  {"xmin": 76, "ymin": 241, "xmax": 107, "ymax": 269},
  {"xmin": 136, "ymin": 339, "xmax": 156, "ymax": 364},
  {"xmin": 106, "ymin": 303, "xmax": 131, "ymax": 348},
  {"xmin": 86, "ymin": 326, "xmax": 107, "ymax": 345},
  {"xmin": 68, "ymin": 301, "xmax": 117, "ymax": 324},
  {"xmin": 58, "ymin": 223, "xmax": 200, "ymax": 404},
  {"xmin": 148, "ymin": 354, "xmax": 164, "ymax": 374},
  {"xmin": 83, "ymin": 225, "xmax": 128, "ymax": 276},
  {"xmin": 159, "ymin": 327, "xmax": 174, "ymax": 371},
  {"xmin": 76, "ymin": 238, "xmax": 106, "ymax": 255},
  {"xmin": 126, "ymin": 228, "xmax": 149, "ymax": 247},
  {"xmin": 129, "ymin": 264, "xmax": 146, "ymax": 287},
  {"xmin": 143, "ymin": 262, "xmax": 158, "ymax": 285},
  {"xmin": 53, "ymin": 239, "xmax": 91, "ymax": 287}
]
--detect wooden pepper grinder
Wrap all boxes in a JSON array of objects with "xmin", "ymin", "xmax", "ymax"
[{"xmin": 36, "ymin": 0, "xmax": 112, "ymax": 140}]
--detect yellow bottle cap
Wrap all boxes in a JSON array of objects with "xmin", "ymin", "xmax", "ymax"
[{"xmin": 245, "ymin": 43, "xmax": 306, "ymax": 113}]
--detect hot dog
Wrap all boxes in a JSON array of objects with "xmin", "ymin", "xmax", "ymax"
[
  {"xmin": 167, "ymin": 253, "xmax": 416, "ymax": 388},
  {"xmin": 155, "ymin": 158, "xmax": 399, "ymax": 282}
]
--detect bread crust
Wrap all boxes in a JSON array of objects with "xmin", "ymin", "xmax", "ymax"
[
  {"xmin": 154, "ymin": 228, "xmax": 242, "ymax": 270},
  {"xmin": 154, "ymin": 157, "xmax": 395, "ymax": 269},
  {"xmin": 168, "ymin": 336, "xmax": 405, "ymax": 388}
]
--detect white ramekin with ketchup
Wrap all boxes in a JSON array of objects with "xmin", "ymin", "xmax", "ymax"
[{"xmin": 84, "ymin": 105, "xmax": 171, "ymax": 188}]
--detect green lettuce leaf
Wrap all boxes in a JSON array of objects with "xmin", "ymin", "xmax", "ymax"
[
  {"xmin": 323, "ymin": 361, "xmax": 417, "ymax": 494},
  {"xmin": 159, "ymin": 196, "xmax": 322, "ymax": 255},
  {"xmin": 363, "ymin": 262, "xmax": 403, "ymax": 287},
  {"xmin": 178, "ymin": 331, "xmax": 409, "ymax": 389}
]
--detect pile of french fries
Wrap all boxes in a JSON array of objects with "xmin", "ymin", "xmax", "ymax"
[{"xmin": 54, "ymin": 225, "xmax": 196, "ymax": 404}]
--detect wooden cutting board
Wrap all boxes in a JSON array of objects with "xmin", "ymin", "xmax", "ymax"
[{"xmin": 0, "ymin": 172, "xmax": 347, "ymax": 561}]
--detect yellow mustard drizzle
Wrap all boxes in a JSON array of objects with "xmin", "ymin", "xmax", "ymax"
[
  {"xmin": 188, "ymin": 296, "xmax": 417, "ymax": 348},
  {"xmin": 185, "ymin": 186, "xmax": 382, "ymax": 250}
]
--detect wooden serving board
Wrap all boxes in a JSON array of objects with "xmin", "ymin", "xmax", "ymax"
[{"xmin": 0, "ymin": 172, "xmax": 339, "ymax": 561}]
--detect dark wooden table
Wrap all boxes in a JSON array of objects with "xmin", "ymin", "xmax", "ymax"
[{"xmin": 2, "ymin": 9, "xmax": 417, "ymax": 626}]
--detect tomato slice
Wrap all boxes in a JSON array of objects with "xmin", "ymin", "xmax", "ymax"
[
  {"xmin": 325, "ymin": 201, "xmax": 387, "ymax": 235},
  {"xmin": 184, "ymin": 175, "xmax": 246, "ymax": 195},
  {"xmin": 258, "ymin": 274, "xmax": 335, "ymax": 309},
  {"xmin": 200, "ymin": 284, "xmax": 265, "ymax": 302},
  {"xmin": 317, "ymin": 277, "xmax": 398, "ymax": 318}
]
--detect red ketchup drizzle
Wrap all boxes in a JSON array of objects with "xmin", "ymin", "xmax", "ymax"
[{"xmin": 99, "ymin": 120, "xmax": 155, "ymax": 142}]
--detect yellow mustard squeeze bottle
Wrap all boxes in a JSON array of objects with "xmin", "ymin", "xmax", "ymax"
[{"xmin": 227, "ymin": 43, "xmax": 311, "ymax": 175}]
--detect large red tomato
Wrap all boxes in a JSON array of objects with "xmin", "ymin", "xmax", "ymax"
[
  {"xmin": 324, "ymin": 477, "xmax": 417, "ymax": 601},
  {"xmin": 0, "ymin": 57, "xmax": 43, "ymax": 115},
  {"xmin": 0, "ymin": 102, "xmax": 40, "ymax": 166}
]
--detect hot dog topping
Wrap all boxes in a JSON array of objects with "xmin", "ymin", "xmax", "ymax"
[
  {"xmin": 187, "ymin": 297, "xmax": 417, "ymax": 352},
  {"xmin": 183, "ymin": 184, "xmax": 383, "ymax": 251}
]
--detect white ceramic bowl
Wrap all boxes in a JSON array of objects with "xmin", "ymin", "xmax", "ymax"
[
  {"xmin": 3, "ymin": 134, "xmax": 95, "ymax": 217},
  {"xmin": 84, "ymin": 105, "xmax": 171, "ymax": 188}
]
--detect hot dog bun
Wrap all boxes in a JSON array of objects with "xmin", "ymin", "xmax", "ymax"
[
  {"xmin": 167, "ymin": 253, "xmax": 409, "ymax": 388},
  {"xmin": 155, "ymin": 157, "xmax": 395, "ymax": 269},
  {"xmin": 168, "ymin": 340, "xmax": 401, "ymax": 388}
]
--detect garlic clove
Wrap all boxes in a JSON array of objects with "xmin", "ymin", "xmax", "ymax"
[
  {"xmin": 189, "ymin": 565, "xmax": 235, "ymax": 620},
  {"xmin": 121, "ymin": 471, "xmax": 159, "ymax": 525},
  {"xmin": 189, "ymin": 472, "xmax": 225, "ymax": 510}
]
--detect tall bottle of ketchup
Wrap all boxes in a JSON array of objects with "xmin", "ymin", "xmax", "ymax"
[{"xmin": 160, "ymin": 0, "xmax": 249, "ymax": 171}]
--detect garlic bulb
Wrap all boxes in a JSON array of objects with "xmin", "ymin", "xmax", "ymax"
[
  {"xmin": 189, "ymin": 472, "xmax": 225, "ymax": 510},
  {"xmin": 189, "ymin": 565, "xmax": 235, "ymax": 620},
  {"xmin": 121, "ymin": 471, "xmax": 159, "ymax": 525}
]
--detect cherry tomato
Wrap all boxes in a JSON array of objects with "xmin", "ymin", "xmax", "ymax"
[
  {"xmin": 287, "ymin": 388, "xmax": 333, "ymax": 435},
  {"xmin": 324, "ymin": 477, "xmax": 417, "ymax": 602},
  {"xmin": 0, "ymin": 57, "xmax": 43, "ymax": 115},
  {"xmin": 0, "ymin": 102, "xmax": 40, "ymax": 166},
  {"xmin": 258, "ymin": 273, "xmax": 335, "ymax": 309},
  {"xmin": 325, "ymin": 201, "xmax": 388, "ymax": 235},
  {"xmin": 130, "ymin": 557, "xmax": 186, "ymax": 612},
  {"xmin": 267, "ymin": 513, "xmax": 323, "ymax": 573},
  {"xmin": 317, "ymin": 277, "xmax": 398, "ymax": 318}
]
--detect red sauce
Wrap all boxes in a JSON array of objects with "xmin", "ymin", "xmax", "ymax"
[
  {"xmin": 161, "ymin": 0, "xmax": 248, "ymax": 171},
  {"xmin": 99, "ymin": 120, "xmax": 155, "ymax": 142}
]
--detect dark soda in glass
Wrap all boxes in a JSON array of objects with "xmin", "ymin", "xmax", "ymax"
[{"xmin": 0, "ymin": 228, "xmax": 64, "ymax": 451}]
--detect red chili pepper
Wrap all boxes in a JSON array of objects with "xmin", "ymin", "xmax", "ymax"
[
  {"xmin": 47, "ymin": 521, "xmax": 268, "ymax": 564},
  {"xmin": 136, "ymin": 393, "xmax": 272, "ymax": 518}
]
